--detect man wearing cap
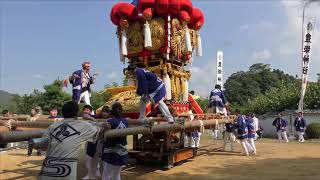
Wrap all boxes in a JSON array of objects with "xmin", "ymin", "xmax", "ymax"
[
  {"xmin": 69, "ymin": 61, "xmax": 97, "ymax": 106},
  {"xmin": 125, "ymin": 64, "xmax": 174, "ymax": 123}
]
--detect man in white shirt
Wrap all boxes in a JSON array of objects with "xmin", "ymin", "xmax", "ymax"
[
  {"xmin": 252, "ymin": 113, "xmax": 259, "ymax": 140},
  {"xmin": 38, "ymin": 101, "xmax": 109, "ymax": 180}
]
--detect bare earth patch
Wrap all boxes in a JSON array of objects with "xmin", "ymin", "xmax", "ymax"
[{"xmin": 1, "ymin": 137, "xmax": 320, "ymax": 180}]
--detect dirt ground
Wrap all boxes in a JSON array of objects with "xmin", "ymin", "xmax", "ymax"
[{"xmin": 1, "ymin": 136, "xmax": 320, "ymax": 180}]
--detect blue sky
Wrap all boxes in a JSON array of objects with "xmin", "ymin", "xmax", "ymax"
[{"xmin": 0, "ymin": 0, "xmax": 319, "ymax": 97}]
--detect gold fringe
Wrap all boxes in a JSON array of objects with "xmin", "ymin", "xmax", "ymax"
[
  {"xmin": 181, "ymin": 76, "xmax": 186, "ymax": 101},
  {"xmin": 171, "ymin": 75, "xmax": 176, "ymax": 100},
  {"xmin": 175, "ymin": 76, "xmax": 181, "ymax": 101}
]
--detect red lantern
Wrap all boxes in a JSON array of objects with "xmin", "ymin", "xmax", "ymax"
[
  {"xmin": 180, "ymin": 0, "xmax": 193, "ymax": 15},
  {"xmin": 110, "ymin": 3, "xmax": 123, "ymax": 25},
  {"xmin": 138, "ymin": 0, "xmax": 155, "ymax": 11},
  {"xmin": 143, "ymin": 8, "xmax": 153, "ymax": 20},
  {"xmin": 110, "ymin": 3, "xmax": 140, "ymax": 26},
  {"xmin": 180, "ymin": 10, "xmax": 190, "ymax": 22},
  {"xmin": 138, "ymin": 0, "xmax": 155, "ymax": 20},
  {"xmin": 155, "ymin": 0, "xmax": 169, "ymax": 16},
  {"xmin": 188, "ymin": 8, "xmax": 204, "ymax": 30},
  {"xmin": 118, "ymin": 3, "xmax": 139, "ymax": 20},
  {"xmin": 168, "ymin": 0, "xmax": 180, "ymax": 17},
  {"xmin": 155, "ymin": 0, "xmax": 194, "ymax": 19}
]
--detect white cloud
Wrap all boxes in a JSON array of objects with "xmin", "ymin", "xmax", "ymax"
[
  {"xmin": 240, "ymin": 21, "xmax": 275, "ymax": 31},
  {"xmin": 251, "ymin": 49, "xmax": 272, "ymax": 62},
  {"xmin": 189, "ymin": 60, "xmax": 217, "ymax": 97},
  {"xmin": 32, "ymin": 74, "xmax": 44, "ymax": 79},
  {"xmin": 240, "ymin": 24, "xmax": 249, "ymax": 30},
  {"xmin": 106, "ymin": 72, "xmax": 118, "ymax": 81},
  {"xmin": 257, "ymin": 21, "xmax": 276, "ymax": 30},
  {"xmin": 280, "ymin": 0, "xmax": 320, "ymax": 81}
]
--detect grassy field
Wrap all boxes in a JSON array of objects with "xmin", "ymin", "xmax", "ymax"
[{"xmin": 1, "ymin": 136, "xmax": 320, "ymax": 180}]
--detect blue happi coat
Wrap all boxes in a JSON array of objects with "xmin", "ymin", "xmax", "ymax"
[
  {"xmin": 272, "ymin": 117, "xmax": 288, "ymax": 132},
  {"xmin": 135, "ymin": 68, "xmax": 166, "ymax": 103},
  {"xmin": 70, "ymin": 70, "xmax": 93, "ymax": 102},
  {"xmin": 102, "ymin": 117, "xmax": 129, "ymax": 166},
  {"xmin": 236, "ymin": 115, "xmax": 248, "ymax": 139},
  {"xmin": 208, "ymin": 89, "xmax": 228, "ymax": 108},
  {"xmin": 225, "ymin": 122, "xmax": 235, "ymax": 133},
  {"xmin": 246, "ymin": 117, "xmax": 255, "ymax": 138},
  {"xmin": 294, "ymin": 117, "xmax": 306, "ymax": 132}
]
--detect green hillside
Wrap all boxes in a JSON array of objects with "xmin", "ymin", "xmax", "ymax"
[{"xmin": 0, "ymin": 90, "xmax": 13, "ymax": 107}]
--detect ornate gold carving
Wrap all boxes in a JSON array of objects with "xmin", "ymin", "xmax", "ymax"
[
  {"xmin": 189, "ymin": 29, "xmax": 197, "ymax": 47},
  {"xmin": 171, "ymin": 18, "xmax": 197, "ymax": 57},
  {"xmin": 181, "ymin": 76, "xmax": 186, "ymax": 101},
  {"xmin": 102, "ymin": 90, "xmax": 141, "ymax": 113},
  {"xmin": 171, "ymin": 18, "xmax": 183, "ymax": 57},
  {"xmin": 126, "ymin": 22, "xmax": 144, "ymax": 54},
  {"xmin": 175, "ymin": 76, "xmax": 181, "ymax": 101},
  {"xmin": 147, "ymin": 18, "xmax": 165, "ymax": 51},
  {"xmin": 171, "ymin": 76, "xmax": 176, "ymax": 100}
]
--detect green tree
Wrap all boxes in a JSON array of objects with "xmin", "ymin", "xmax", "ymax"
[
  {"xmin": 8, "ymin": 90, "xmax": 44, "ymax": 114},
  {"xmin": 246, "ymin": 82, "xmax": 300, "ymax": 114},
  {"xmin": 38, "ymin": 80, "xmax": 71, "ymax": 113},
  {"xmin": 104, "ymin": 81, "xmax": 120, "ymax": 88},
  {"xmin": 122, "ymin": 78, "xmax": 129, "ymax": 86},
  {"xmin": 6, "ymin": 80, "xmax": 71, "ymax": 114},
  {"xmin": 195, "ymin": 98, "xmax": 208, "ymax": 113},
  {"xmin": 90, "ymin": 91, "xmax": 112, "ymax": 110},
  {"xmin": 224, "ymin": 63, "xmax": 296, "ymax": 105},
  {"xmin": 303, "ymin": 82, "xmax": 320, "ymax": 109}
]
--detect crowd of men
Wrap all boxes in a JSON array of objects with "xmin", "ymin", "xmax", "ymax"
[
  {"xmin": 206, "ymin": 84, "xmax": 307, "ymax": 156},
  {"xmin": 0, "ymin": 61, "xmax": 309, "ymax": 179}
]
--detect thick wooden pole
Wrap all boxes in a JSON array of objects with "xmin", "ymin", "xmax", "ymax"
[
  {"xmin": 0, "ymin": 121, "xmax": 52, "ymax": 128},
  {"xmin": 0, "ymin": 130, "xmax": 45, "ymax": 143},
  {"xmin": 0, "ymin": 117, "xmax": 233, "ymax": 143},
  {"xmin": 0, "ymin": 118, "xmax": 152, "ymax": 129},
  {"xmin": 0, "ymin": 115, "xmax": 30, "ymax": 121},
  {"xmin": 104, "ymin": 118, "xmax": 233, "ymax": 138}
]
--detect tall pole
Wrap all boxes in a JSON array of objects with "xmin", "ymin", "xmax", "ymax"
[
  {"xmin": 0, "ymin": 5, "xmax": 3, "ymax": 90},
  {"xmin": 299, "ymin": 1, "xmax": 315, "ymax": 118},
  {"xmin": 299, "ymin": 1, "xmax": 307, "ymax": 116}
]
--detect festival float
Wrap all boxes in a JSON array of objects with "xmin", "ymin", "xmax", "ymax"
[
  {"xmin": 102, "ymin": 0, "xmax": 205, "ymax": 117},
  {"xmin": 103, "ymin": 0, "xmax": 210, "ymax": 167}
]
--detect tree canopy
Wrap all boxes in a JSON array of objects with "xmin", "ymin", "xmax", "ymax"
[
  {"xmin": 4, "ymin": 63, "xmax": 320, "ymax": 116},
  {"xmin": 224, "ymin": 63, "xmax": 296, "ymax": 105},
  {"xmin": 6, "ymin": 80, "xmax": 115, "ymax": 115},
  {"xmin": 7, "ymin": 80, "xmax": 71, "ymax": 114}
]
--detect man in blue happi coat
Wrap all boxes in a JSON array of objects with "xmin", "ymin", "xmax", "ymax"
[
  {"xmin": 272, "ymin": 112, "xmax": 289, "ymax": 143},
  {"xmin": 69, "ymin": 61, "xmax": 97, "ymax": 106},
  {"xmin": 208, "ymin": 84, "xmax": 229, "ymax": 116},
  {"xmin": 294, "ymin": 112, "xmax": 307, "ymax": 142},
  {"xmin": 126, "ymin": 64, "xmax": 174, "ymax": 123},
  {"xmin": 235, "ymin": 109, "xmax": 254, "ymax": 156}
]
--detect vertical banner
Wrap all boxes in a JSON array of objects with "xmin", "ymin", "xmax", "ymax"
[
  {"xmin": 298, "ymin": 22, "xmax": 314, "ymax": 113},
  {"xmin": 216, "ymin": 51, "xmax": 223, "ymax": 89}
]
